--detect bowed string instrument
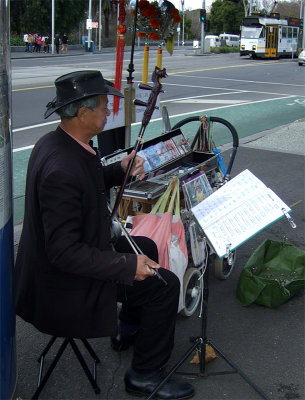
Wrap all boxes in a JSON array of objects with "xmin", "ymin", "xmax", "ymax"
[
  {"xmin": 110, "ymin": 65, "xmax": 168, "ymax": 286},
  {"xmin": 111, "ymin": 65, "xmax": 167, "ymax": 220}
]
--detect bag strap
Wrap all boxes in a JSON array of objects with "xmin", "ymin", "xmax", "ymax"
[
  {"xmin": 151, "ymin": 182, "xmax": 173, "ymax": 214},
  {"xmin": 151, "ymin": 178, "xmax": 180, "ymax": 215}
]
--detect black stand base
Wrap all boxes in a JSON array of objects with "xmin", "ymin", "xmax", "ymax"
[
  {"xmin": 32, "ymin": 336, "xmax": 101, "ymax": 399},
  {"xmin": 147, "ymin": 336, "xmax": 271, "ymax": 400},
  {"xmin": 146, "ymin": 257, "xmax": 271, "ymax": 400}
]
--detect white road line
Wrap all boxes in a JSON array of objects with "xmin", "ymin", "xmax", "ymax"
[
  {"xmin": 163, "ymin": 82, "xmax": 302, "ymax": 97},
  {"xmin": 13, "ymin": 145, "xmax": 34, "ymax": 153},
  {"xmin": 171, "ymin": 74, "xmax": 305, "ymax": 88},
  {"xmin": 13, "ymin": 120, "xmax": 60, "ymax": 132},
  {"xmin": 173, "ymin": 99, "xmax": 248, "ymax": 104}
]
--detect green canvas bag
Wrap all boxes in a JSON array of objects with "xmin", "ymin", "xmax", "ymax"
[{"xmin": 236, "ymin": 239, "xmax": 305, "ymax": 308}]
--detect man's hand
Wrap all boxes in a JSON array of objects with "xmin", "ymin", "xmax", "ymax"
[
  {"xmin": 121, "ymin": 150, "xmax": 145, "ymax": 180},
  {"xmin": 135, "ymin": 255, "xmax": 160, "ymax": 281}
]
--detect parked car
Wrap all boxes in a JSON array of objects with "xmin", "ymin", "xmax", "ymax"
[{"xmin": 298, "ymin": 50, "xmax": 305, "ymax": 66}]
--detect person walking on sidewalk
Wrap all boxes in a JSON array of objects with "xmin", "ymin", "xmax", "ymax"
[
  {"xmin": 36, "ymin": 34, "xmax": 42, "ymax": 53},
  {"xmin": 55, "ymin": 32, "xmax": 60, "ymax": 54},
  {"xmin": 61, "ymin": 33, "xmax": 69, "ymax": 54},
  {"xmin": 14, "ymin": 70, "xmax": 194, "ymax": 400},
  {"xmin": 27, "ymin": 33, "xmax": 33, "ymax": 52}
]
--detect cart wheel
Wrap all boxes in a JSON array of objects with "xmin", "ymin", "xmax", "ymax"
[
  {"xmin": 180, "ymin": 267, "xmax": 202, "ymax": 317},
  {"xmin": 214, "ymin": 250, "xmax": 237, "ymax": 280}
]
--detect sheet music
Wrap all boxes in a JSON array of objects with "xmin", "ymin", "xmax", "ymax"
[{"xmin": 191, "ymin": 170, "xmax": 291, "ymax": 258}]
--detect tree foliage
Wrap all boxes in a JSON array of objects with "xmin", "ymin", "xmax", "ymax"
[
  {"xmin": 10, "ymin": 0, "xmax": 87, "ymax": 35},
  {"xmin": 210, "ymin": 0, "xmax": 245, "ymax": 35}
]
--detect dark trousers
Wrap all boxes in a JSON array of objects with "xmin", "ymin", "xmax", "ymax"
[{"xmin": 115, "ymin": 236, "xmax": 180, "ymax": 373}]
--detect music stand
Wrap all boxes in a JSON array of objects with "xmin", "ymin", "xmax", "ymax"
[{"xmin": 146, "ymin": 253, "xmax": 271, "ymax": 400}]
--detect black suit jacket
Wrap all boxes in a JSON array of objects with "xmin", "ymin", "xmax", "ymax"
[{"xmin": 15, "ymin": 127, "xmax": 137, "ymax": 338}]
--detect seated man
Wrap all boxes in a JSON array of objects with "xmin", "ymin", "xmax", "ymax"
[{"xmin": 14, "ymin": 70, "xmax": 194, "ymax": 399}]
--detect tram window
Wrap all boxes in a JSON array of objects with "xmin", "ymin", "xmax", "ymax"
[
  {"xmin": 241, "ymin": 26, "xmax": 263, "ymax": 38},
  {"xmin": 288, "ymin": 27, "xmax": 292, "ymax": 38},
  {"xmin": 259, "ymin": 27, "xmax": 266, "ymax": 38},
  {"xmin": 293, "ymin": 28, "xmax": 298, "ymax": 38},
  {"xmin": 282, "ymin": 27, "xmax": 287, "ymax": 38}
]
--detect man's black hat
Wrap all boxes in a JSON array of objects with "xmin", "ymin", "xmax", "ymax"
[{"xmin": 44, "ymin": 70, "xmax": 124, "ymax": 119}]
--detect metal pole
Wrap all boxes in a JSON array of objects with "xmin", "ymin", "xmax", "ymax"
[
  {"xmin": 51, "ymin": 0, "xmax": 54, "ymax": 54},
  {"xmin": 88, "ymin": 0, "xmax": 92, "ymax": 49},
  {"xmin": 303, "ymin": 3, "xmax": 305, "ymax": 50},
  {"xmin": 201, "ymin": 0, "xmax": 205, "ymax": 54},
  {"xmin": 0, "ymin": 0, "xmax": 17, "ymax": 398},
  {"xmin": 99, "ymin": 0, "xmax": 102, "ymax": 51},
  {"xmin": 182, "ymin": 0, "xmax": 185, "ymax": 45}
]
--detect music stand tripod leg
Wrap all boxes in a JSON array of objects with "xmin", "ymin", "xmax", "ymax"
[
  {"xmin": 206, "ymin": 338, "xmax": 271, "ymax": 400},
  {"xmin": 146, "ymin": 256, "xmax": 271, "ymax": 400}
]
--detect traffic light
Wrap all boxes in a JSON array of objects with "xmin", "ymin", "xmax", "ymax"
[
  {"xmin": 200, "ymin": 9, "xmax": 206, "ymax": 23},
  {"xmin": 204, "ymin": 20, "xmax": 210, "ymax": 32}
]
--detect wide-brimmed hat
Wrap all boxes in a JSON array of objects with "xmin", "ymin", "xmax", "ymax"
[{"xmin": 44, "ymin": 70, "xmax": 124, "ymax": 119}]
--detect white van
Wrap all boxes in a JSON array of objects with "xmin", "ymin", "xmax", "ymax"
[
  {"xmin": 219, "ymin": 33, "xmax": 240, "ymax": 47},
  {"xmin": 205, "ymin": 35, "xmax": 221, "ymax": 48}
]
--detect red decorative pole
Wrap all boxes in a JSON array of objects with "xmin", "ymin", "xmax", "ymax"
[{"xmin": 113, "ymin": 0, "xmax": 126, "ymax": 116}]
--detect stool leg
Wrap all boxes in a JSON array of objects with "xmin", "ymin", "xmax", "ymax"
[
  {"xmin": 81, "ymin": 339, "xmax": 100, "ymax": 363},
  {"xmin": 37, "ymin": 336, "xmax": 57, "ymax": 362},
  {"xmin": 69, "ymin": 339, "xmax": 101, "ymax": 394},
  {"xmin": 32, "ymin": 338, "xmax": 69, "ymax": 399}
]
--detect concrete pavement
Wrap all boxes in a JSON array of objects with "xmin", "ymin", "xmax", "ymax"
[{"xmin": 13, "ymin": 119, "xmax": 305, "ymax": 400}]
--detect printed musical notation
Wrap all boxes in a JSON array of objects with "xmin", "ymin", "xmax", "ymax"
[{"xmin": 191, "ymin": 169, "xmax": 292, "ymax": 258}]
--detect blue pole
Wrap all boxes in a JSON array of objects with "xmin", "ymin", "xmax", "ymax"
[{"xmin": 0, "ymin": 0, "xmax": 17, "ymax": 398}]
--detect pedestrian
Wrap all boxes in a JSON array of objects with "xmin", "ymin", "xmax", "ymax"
[
  {"xmin": 36, "ymin": 35, "xmax": 42, "ymax": 53},
  {"xmin": 27, "ymin": 34, "xmax": 33, "ymax": 53},
  {"xmin": 33, "ymin": 32, "xmax": 38, "ymax": 52},
  {"xmin": 23, "ymin": 33, "xmax": 29, "ymax": 52},
  {"xmin": 55, "ymin": 32, "xmax": 60, "ymax": 54},
  {"xmin": 61, "ymin": 33, "xmax": 68, "ymax": 54},
  {"xmin": 42, "ymin": 36, "xmax": 50, "ymax": 53},
  {"xmin": 14, "ymin": 70, "xmax": 194, "ymax": 400}
]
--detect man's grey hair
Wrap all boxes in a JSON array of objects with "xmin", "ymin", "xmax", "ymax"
[{"xmin": 56, "ymin": 95, "xmax": 101, "ymax": 118}]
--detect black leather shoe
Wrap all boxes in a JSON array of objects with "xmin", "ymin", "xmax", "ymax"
[
  {"xmin": 124, "ymin": 368, "xmax": 194, "ymax": 399},
  {"xmin": 110, "ymin": 333, "xmax": 136, "ymax": 352}
]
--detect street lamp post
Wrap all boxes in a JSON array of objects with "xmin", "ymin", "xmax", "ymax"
[
  {"xmin": 88, "ymin": 0, "xmax": 92, "ymax": 49},
  {"xmin": 181, "ymin": 0, "xmax": 184, "ymax": 45},
  {"xmin": 51, "ymin": 0, "xmax": 54, "ymax": 54}
]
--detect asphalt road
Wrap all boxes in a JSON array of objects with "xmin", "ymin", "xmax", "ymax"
[{"xmin": 11, "ymin": 50, "xmax": 305, "ymax": 149}]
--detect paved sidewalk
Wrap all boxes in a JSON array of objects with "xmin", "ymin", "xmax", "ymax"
[{"xmin": 13, "ymin": 120, "xmax": 305, "ymax": 400}]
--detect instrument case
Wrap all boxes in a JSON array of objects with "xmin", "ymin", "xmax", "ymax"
[{"xmin": 102, "ymin": 128, "xmax": 217, "ymax": 200}]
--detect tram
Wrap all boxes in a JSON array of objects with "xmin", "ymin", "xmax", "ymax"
[{"xmin": 240, "ymin": 13, "xmax": 303, "ymax": 58}]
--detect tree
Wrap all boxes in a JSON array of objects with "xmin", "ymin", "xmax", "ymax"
[
  {"xmin": 210, "ymin": 0, "xmax": 245, "ymax": 35},
  {"xmin": 10, "ymin": 0, "xmax": 87, "ymax": 36}
]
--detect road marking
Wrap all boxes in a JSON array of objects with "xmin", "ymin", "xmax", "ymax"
[
  {"xmin": 168, "ymin": 59, "xmax": 283, "ymax": 76},
  {"xmin": 173, "ymin": 99, "xmax": 247, "ymax": 104},
  {"xmin": 13, "ymin": 120, "xmax": 60, "ymax": 132},
  {"xmin": 12, "ymin": 60, "xmax": 284, "ymax": 92},
  {"xmin": 13, "ymin": 85, "xmax": 54, "ymax": 92},
  {"xmin": 172, "ymin": 74, "xmax": 304, "ymax": 88},
  {"xmin": 13, "ymin": 95, "xmax": 297, "ymax": 136},
  {"xmin": 131, "ymin": 95, "xmax": 297, "ymax": 126},
  {"xmin": 163, "ymin": 82, "xmax": 295, "ymax": 97},
  {"xmin": 13, "ymin": 145, "xmax": 34, "ymax": 153}
]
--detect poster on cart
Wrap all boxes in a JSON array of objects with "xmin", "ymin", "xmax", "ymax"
[{"xmin": 104, "ymin": 86, "xmax": 160, "ymax": 131}]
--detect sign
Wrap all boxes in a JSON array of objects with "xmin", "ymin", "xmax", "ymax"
[
  {"xmin": 86, "ymin": 18, "xmax": 92, "ymax": 29},
  {"xmin": 91, "ymin": 22, "xmax": 98, "ymax": 28}
]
